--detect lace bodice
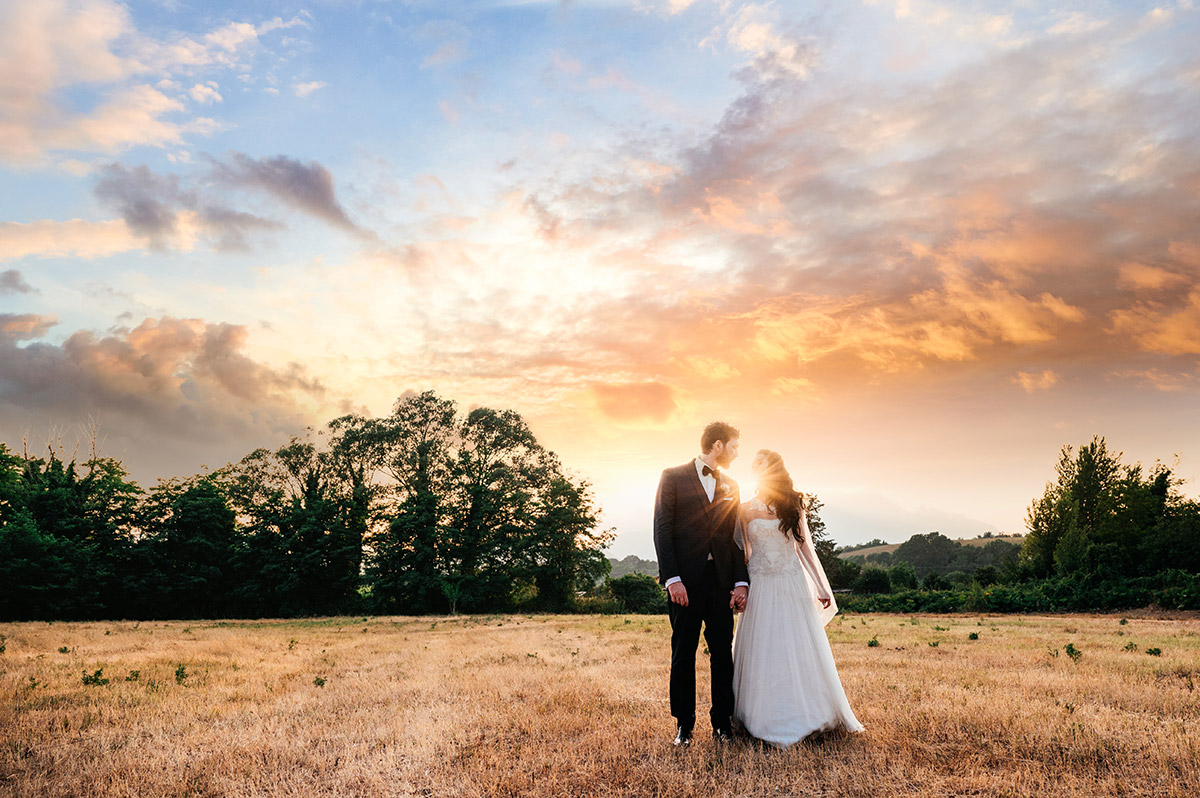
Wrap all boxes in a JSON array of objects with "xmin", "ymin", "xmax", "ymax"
[{"xmin": 744, "ymin": 511, "xmax": 805, "ymax": 578}]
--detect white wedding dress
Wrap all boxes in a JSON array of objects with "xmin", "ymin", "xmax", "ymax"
[{"xmin": 732, "ymin": 500, "xmax": 864, "ymax": 745}]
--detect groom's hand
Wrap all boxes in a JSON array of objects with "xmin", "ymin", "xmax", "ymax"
[
  {"xmin": 730, "ymin": 585, "xmax": 748, "ymax": 612},
  {"xmin": 667, "ymin": 582, "xmax": 689, "ymax": 607}
]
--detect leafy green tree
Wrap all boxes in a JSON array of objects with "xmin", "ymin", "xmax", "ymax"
[
  {"xmin": 1021, "ymin": 437, "xmax": 1183, "ymax": 579},
  {"xmin": 851, "ymin": 567, "xmax": 892, "ymax": 594},
  {"xmin": 521, "ymin": 466, "xmax": 614, "ymax": 610},
  {"xmin": 364, "ymin": 391, "xmax": 458, "ymax": 613},
  {"xmin": 892, "ymin": 532, "xmax": 961, "ymax": 578},
  {"xmin": 0, "ymin": 445, "xmax": 78, "ymax": 620},
  {"xmin": 151, "ymin": 479, "xmax": 237, "ymax": 618},
  {"xmin": 888, "ymin": 561, "xmax": 919, "ymax": 590}
]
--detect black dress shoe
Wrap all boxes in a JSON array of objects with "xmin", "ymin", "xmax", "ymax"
[
  {"xmin": 712, "ymin": 727, "xmax": 734, "ymax": 743},
  {"xmin": 673, "ymin": 723, "xmax": 694, "ymax": 747}
]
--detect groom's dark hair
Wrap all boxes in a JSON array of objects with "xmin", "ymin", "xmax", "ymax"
[{"xmin": 701, "ymin": 421, "xmax": 739, "ymax": 454}]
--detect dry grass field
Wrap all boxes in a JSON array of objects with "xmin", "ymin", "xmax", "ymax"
[{"xmin": 1, "ymin": 611, "xmax": 1197, "ymax": 797}]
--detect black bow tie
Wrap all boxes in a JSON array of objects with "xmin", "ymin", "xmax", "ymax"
[{"xmin": 703, "ymin": 465, "xmax": 717, "ymax": 478}]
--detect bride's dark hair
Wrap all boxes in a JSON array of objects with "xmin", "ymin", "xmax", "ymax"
[{"xmin": 756, "ymin": 449, "xmax": 806, "ymax": 542}]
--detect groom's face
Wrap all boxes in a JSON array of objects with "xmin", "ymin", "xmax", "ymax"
[{"xmin": 713, "ymin": 437, "xmax": 740, "ymax": 469}]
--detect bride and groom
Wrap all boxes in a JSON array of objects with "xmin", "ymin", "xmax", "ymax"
[{"xmin": 653, "ymin": 421, "xmax": 864, "ymax": 747}]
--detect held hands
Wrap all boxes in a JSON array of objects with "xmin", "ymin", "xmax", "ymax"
[
  {"xmin": 730, "ymin": 585, "xmax": 748, "ymax": 613},
  {"xmin": 818, "ymin": 596, "xmax": 832, "ymax": 609},
  {"xmin": 667, "ymin": 581, "xmax": 689, "ymax": 607}
]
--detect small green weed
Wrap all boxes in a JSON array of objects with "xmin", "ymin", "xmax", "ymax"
[
  {"xmin": 1065, "ymin": 643, "xmax": 1082, "ymax": 663},
  {"xmin": 313, "ymin": 676, "xmax": 326, "ymax": 687},
  {"xmin": 175, "ymin": 664, "xmax": 188, "ymax": 684},
  {"xmin": 867, "ymin": 635, "xmax": 880, "ymax": 648},
  {"xmin": 968, "ymin": 632, "xmax": 979, "ymax": 640},
  {"xmin": 125, "ymin": 670, "xmax": 140, "ymax": 682},
  {"xmin": 1123, "ymin": 642, "xmax": 1139, "ymax": 652},
  {"xmin": 1146, "ymin": 647, "xmax": 1162, "ymax": 656},
  {"xmin": 82, "ymin": 669, "xmax": 109, "ymax": 686}
]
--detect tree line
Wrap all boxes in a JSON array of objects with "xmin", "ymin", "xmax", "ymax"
[
  {"xmin": 0, "ymin": 391, "xmax": 613, "ymax": 621},
  {"xmin": 841, "ymin": 437, "xmax": 1200, "ymax": 612}
]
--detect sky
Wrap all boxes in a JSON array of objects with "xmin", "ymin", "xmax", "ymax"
[{"xmin": 2, "ymin": 0, "xmax": 1199, "ymax": 559}]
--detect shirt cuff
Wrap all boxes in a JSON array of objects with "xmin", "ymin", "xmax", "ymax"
[
  {"xmin": 734, "ymin": 581, "xmax": 749, "ymax": 588},
  {"xmin": 665, "ymin": 576, "xmax": 682, "ymax": 587}
]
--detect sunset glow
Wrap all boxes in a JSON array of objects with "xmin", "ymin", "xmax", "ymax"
[{"xmin": 3, "ymin": 0, "xmax": 1199, "ymax": 557}]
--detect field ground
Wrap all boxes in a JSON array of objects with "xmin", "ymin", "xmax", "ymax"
[{"xmin": 1, "ymin": 611, "xmax": 1197, "ymax": 797}]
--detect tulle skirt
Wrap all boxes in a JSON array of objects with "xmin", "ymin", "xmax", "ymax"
[{"xmin": 732, "ymin": 569, "xmax": 864, "ymax": 746}]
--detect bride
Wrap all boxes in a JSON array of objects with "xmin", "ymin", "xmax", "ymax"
[{"xmin": 732, "ymin": 449, "xmax": 864, "ymax": 745}]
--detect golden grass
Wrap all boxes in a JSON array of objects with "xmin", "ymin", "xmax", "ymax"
[{"xmin": 1, "ymin": 611, "xmax": 1197, "ymax": 797}]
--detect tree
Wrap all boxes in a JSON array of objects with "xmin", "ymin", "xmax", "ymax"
[
  {"xmin": 892, "ymin": 532, "xmax": 960, "ymax": 578},
  {"xmin": 888, "ymin": 562, "xmax": 919, "ymax": 590},
  {"xmin": 151, "ymin": 479, "xmax": 238, "ymax": 619},
  {"xmin": 1020, "ymin": 437, "xmax": 1184, "ymax": 579},
  {"xmin": 851, "ymin": 567, "xmax": 891, "ymax": 594},
  {"xmin": 364, "ymin": 391, "xmax": 458, "ymax": 613},
  {"xmin": 521, "ymin": 466, "xmax": 613, "ymax": 611}
]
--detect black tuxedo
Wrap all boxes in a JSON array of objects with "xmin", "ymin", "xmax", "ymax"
[{"xmin": 653, "ymin": 461, "xmax": 749, "ymax": 731}]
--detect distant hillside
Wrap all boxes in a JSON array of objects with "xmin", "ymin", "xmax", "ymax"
[
  {"xmin": 608, "ymin": 555, "xmax": 659, "ymax": 579},
  {"xmin": 840, "ymin": 535, "xmax": 1024, "ymax": 560}
]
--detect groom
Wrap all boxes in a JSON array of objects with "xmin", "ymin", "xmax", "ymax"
[{"xmin": 653, "ymin": 421, "xmax": 749, "ymax": 746}]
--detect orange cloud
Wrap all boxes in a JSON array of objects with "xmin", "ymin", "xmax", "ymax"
[
  {"xmin": 591, "ymin": 381, "xmax": 676, "ymax": 423},
  {"xmin": 1012, "ymin": 369, "xmax": 1058, "ymax": 393},
  {"xmin": 0, "ymin": 218, "xmax": 143, "ymax": 261},
  {"xmin": 1110, "ymin": 290, "xmax": 1200, "ymax": 356}
]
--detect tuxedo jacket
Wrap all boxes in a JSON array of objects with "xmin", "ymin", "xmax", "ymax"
[{"xmin": 653, "ymin": 462, "xmax": 749, "ymax": 593}]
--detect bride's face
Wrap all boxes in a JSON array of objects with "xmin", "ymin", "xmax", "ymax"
[{"xmin": 750, "ymin": 452, "xmax": 768, "ymax": 476}]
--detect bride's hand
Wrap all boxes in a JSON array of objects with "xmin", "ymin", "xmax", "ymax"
[{"xmin": 819, "ymin": 597, "xmax": 831, "ymax": 609}]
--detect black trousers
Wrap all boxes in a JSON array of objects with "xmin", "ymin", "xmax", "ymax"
[{"xmin": 667, "ymin": 560, "xmax": 734, "ymax": 730}]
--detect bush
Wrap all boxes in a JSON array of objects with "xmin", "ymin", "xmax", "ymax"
[
  {"xmin": 574, "ymin": 594, "xmax": 622, "ymax": 614},
  {"xmin": 851, "ymin": 567, "xmax": 892, "ymax": 594},
  {"xmin": 606, "ymin": 573, "xmax": 667, "ymax": 614}
]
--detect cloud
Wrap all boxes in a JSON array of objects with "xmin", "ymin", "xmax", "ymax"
[
  {"xmin": 1117, "ymin": 263, "xmax": 1190, "ymax": 293},
  {"xmin": 422, "ymin": 40, "xmax": 465, "ymax": 69},
  {"xmin": 1110, "ymin": 289, "xmax": 1200, "ymax": 356},
  {"xmin": 490, "ymin": 1, "xmax": 1200, "ymax": 410},
  {"xmin": 0, "ymin": 0, "xmax": 300, "ymax": 165},
  {"xmin": 293, "ymin": 81, "xmax": 326, "ymax": 98},
  {"xmin": 189, "ymin": 82, "xmax": 222, "ymax": 104},
  {"xmin": 591, "ymin": 381, "xmax": 677, "ymax": 423},
  {"xmin": 0, "ymin": 270, "xmax": 36, "ymax": 294},
  {"xmin": 1012, "ymin": 369, "xmax": 1059, "ymax": 393},
  {"xmin": 0, "ymin": 218, "xmax": 143, "ymax": 261},
  {"xmin": 93, "ymin": 162, "xmax": 283, "ymax": 251},
  {"xmin": 0, "ymin": 313, "xmax": 57, "ymax": 340},
  {"xmin": 208, "ymin": 152, "xmax": 364, "ymax": 234},
  {"xmin": 0, "ymin": 314, "xmax": 326, "ymax": 452}
]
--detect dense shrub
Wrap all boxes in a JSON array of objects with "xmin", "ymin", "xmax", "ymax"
[
  {"xmin": 606, "ymin": 573, "xmax": 667, "ymax": 614},
  {"xmin": 839, "ymin": 570, "xmax": 1200, "ymax": 614}
]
